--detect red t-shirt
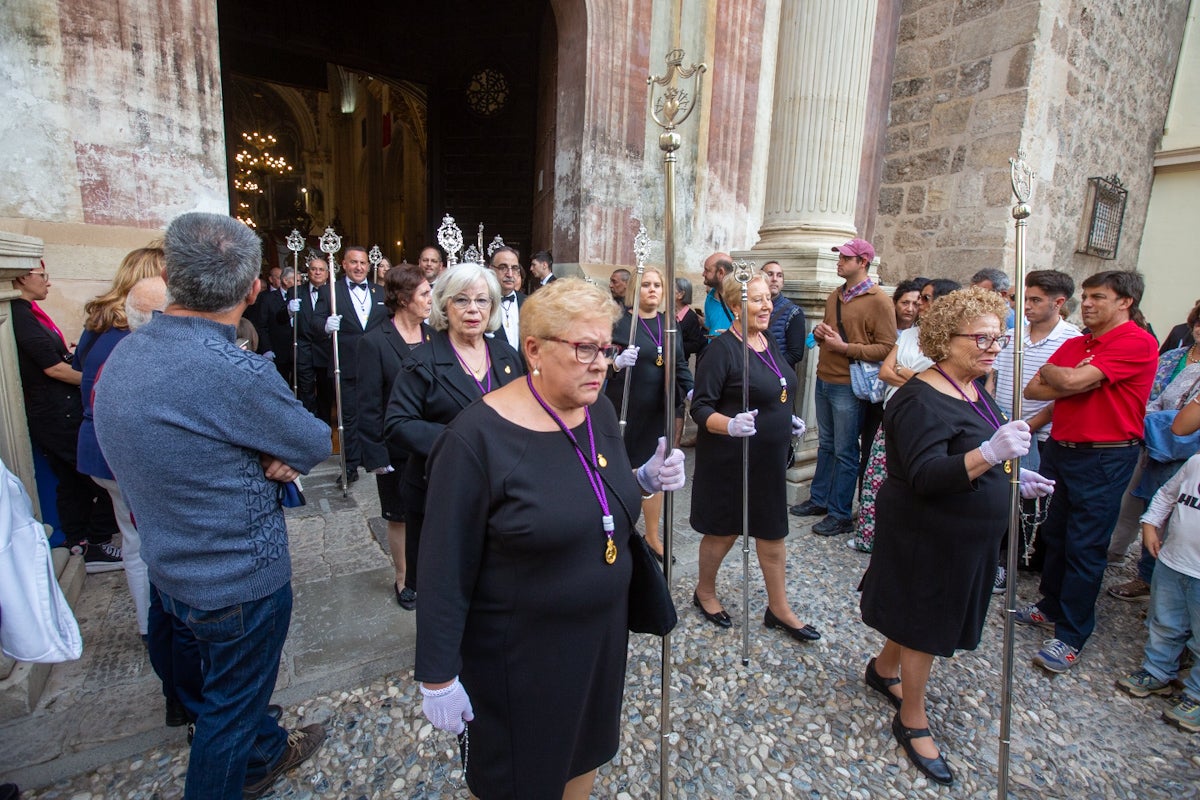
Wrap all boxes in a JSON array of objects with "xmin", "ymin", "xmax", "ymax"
[{"xmin": 1046, "ymin": 320, "xmax": 1158, "ymax": 442}]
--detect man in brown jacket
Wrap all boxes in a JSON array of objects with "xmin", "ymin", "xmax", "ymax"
[{"xmin": 790, "ymin": 238, "xmax": 896, "ymax": 535}]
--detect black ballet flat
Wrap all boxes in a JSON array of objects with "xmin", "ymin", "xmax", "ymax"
[
  {"xmin": 865, "ymin": 657, "xmax": 902, "ymax": 709},
  {"xmin": 763, "ymin": 607, "xmax": 821, "ymax": 642},
  {"xmin": 693, "ymin": 592, "xmax": 732, "ymax": 628},
  {"xmin": 651, "ymin": 550, "xmax": 677, "ymax": 566},
  {"xmin": 891, "ymin": 713, "xmax": 954, "ymax": 785}
]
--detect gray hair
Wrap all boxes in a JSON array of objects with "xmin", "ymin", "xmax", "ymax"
[
  {"xmin": 281, "ymin": 267, "xmax": 296, "ymax": 281},
  {"xmin": 969, "ymin": 268, "xmax": 1011, "ymax": 293},
  {"xmin": 124, "ymin": 276, "xmax": 168, "ymax": 330},
  {"xmin": 427, "ymin": 262, "xmax": 502, "ymax": 333},
  {"xmin": 163, "ymin": 213, "xmax": 261, "ymax": 312}
]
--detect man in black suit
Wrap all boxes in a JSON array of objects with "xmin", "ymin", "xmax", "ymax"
[
  {"xmin": 490, "ymin": 246, "xmax": 525, "ymax": 349},
  {"xmin": 297, "ymin": 257, "xmax": 332, "ymax": 421},
  {"xmin": 315, "ymin": 246, "xmax": 388, "ymax": 483},
  {"xmin": 252, "ymin": 266, "xmax": 298, "ymax": 384},
  {"xmin": 528, "ymin": 250, "xmax": 556, "ymax": 294}
]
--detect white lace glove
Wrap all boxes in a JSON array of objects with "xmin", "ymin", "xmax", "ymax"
[
  {"xmin": 288, "ymin": 298, "xmax": 302, "ymax": 314},
  {"xmin": 420, "ymin": 678, "xmax": 474, "ymax": 735},
  {"xmin": 614, "ymin": 346, "xmax": 639, "ymax": 370},
  {"xmin": 636, "ymin": 437, "xmax": 686, "ymax": 493},
  {"xmin": 791, "ymin": 416, "xmax": 806, "ymax": 437},
  {"xmin": 979, "ymin": 420, "xmax": 1031, "ymax": 465},
  {"xmin": 324, "ymin": 314, "xmax": 342, "ymax": 333},
  {"xmin": 727, "ymin": 409, "xmax": 758, "ymax": 438},
  {"xmin": 1019, "ymin": 468, "xmax": 1055, "ymax": 499},
  {"xmin": 371, "ymin": 465, "xmax": 394, "ymax": 475}
]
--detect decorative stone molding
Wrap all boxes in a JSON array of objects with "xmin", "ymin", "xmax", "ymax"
[{"xmin": 0, "ymin": 230, "xmax": 41, "ymax": 514}]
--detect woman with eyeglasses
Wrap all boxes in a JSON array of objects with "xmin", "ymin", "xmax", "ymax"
[
  {"xmin": 413, "ymin": 279, "xmax": 685, "ymax": 799},
  {"xmin": 384, "ymin": 263, "xmax": 523, "ymax": 611},
  {"xmin": 605, "ymin": 266, "xmax": 693, "ymax": 560},
  {"xmin": 689, "ymin": 274, "xmax": 817, "ymax": 642},
  {"xmin": 859, "ymin": 287, "xmax": 1052, "ymax": 786}
]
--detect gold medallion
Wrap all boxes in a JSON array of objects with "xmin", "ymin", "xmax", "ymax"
[
  {"xmin": 780, "ymin": 389, "xmax": 788, "ymax": 403},
  {"xmin": 1004, "ymin": 459, "xmax": 1012, "ymax": 474},
  {"xmin": 597, "ymin": 454, "xmax": 608, "ymax": 468},
  {"xmin": 656, "ymin": 355, "xmax": 664, "ymax": 367},
  {"xmin": 605, "ymin": 539, "xmax": 617, "ymax": 564}
]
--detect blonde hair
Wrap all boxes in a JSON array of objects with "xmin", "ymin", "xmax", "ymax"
[
  {"xmin": 720, "ymin": 273, "xmax": 768, "ymax": 311},
  {"xmin": 917, "ymin": 286, "xmax": 1010, "ymax": 362},
  {"xmin": 521, "ymin": 278, "xmax": 621, "ymax": 342},
  {"xmin": 627, "ymin": 266, "xmax": 666, "ymax": 310},
  {"xmin": 84, "ymin": 244, "xmax": 166, "ymax": 332}
]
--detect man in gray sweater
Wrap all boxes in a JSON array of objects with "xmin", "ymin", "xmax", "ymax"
[{"xmin": 94, "ymin": 212, "xmax": 332, "ymax": 800}]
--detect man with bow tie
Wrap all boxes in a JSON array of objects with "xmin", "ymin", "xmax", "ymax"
[
  {"xmin": 314, "ymin": 246, "xmax": 387, "ymax": 485},
  {"xmin": 490, "ymin": 246, "xmax": 525, "ymax": 349},
  {"xmin": 296, "ymin": 257, "xmax": 333, "ymax": 422}
]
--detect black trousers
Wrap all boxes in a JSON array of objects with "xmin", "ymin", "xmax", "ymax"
[{"xmin": 36, "ymin": 441, "xmax": 117, "ymax": 547}]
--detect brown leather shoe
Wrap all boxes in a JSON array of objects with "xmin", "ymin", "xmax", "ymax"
[
  {"xmin": 242, "ymin": 723, "xmax": 326, "ymax": 799},
  {"xmin": 1107, "ymin": 578, "xmax": 1150, "ymax": 601}
]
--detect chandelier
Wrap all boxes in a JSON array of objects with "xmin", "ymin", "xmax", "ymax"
[{"xmin": 233, "ymin": 131, "xmax": 294, "ymax": 229}]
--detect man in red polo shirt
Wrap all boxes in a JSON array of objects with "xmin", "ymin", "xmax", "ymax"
[{"xmin": 1016, "ymin": 270, "xmax": 1158, "ymax": 673}]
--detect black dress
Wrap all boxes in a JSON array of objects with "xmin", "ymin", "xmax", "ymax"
[
  {"xmin": 690, "ymin": 331, "xmax": 796, "ymax": 540},
  {"xmin": 604, "ymin": 311, "xmax": 693, "ymax": 464},
  {"xmin": 415, "ymin": 396, "xmax": 641, "ymax": 799},
  {"xmin": 860, "ymin": 379, "xmax": 1010, "ymax": 657}
]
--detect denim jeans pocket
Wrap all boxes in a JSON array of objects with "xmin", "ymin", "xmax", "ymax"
[{"xmin": 186, "ymin": 603, "xmax": 246, "ymax": 643}]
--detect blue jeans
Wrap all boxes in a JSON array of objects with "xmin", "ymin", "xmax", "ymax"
[
  {"xmin": 1037, "ymin": 441, "xmax": 1140, "ymax": 649},
  {"xmin": 159, "ymin": 584, "xmax": 292, "ymax": 799},
  {"xmin": 809, "ymin": 378, "xmax": 863, "ymax": 520},
  {"xmin": 1142, "ymin": 561, "xmax": 1200, "ymax": 701},
  {"xmin": 146, "ymin": 583, "xmax": 203, "ymax": 719}
]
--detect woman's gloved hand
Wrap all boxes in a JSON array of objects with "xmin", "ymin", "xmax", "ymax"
[
  {"xmin": 637, "ymin": 437, "xmax": 686, "ymax": 493},
  {"xmin": 420, "ymin": 678, "xmax": 474, "ymax": 735},
  {"xmin": 980, "ymin": 420, "xmax": 1031, "ymax": 465},
  {"xmin": 727, "ymin": 409, "xmax": 758, "ymax": 438}
]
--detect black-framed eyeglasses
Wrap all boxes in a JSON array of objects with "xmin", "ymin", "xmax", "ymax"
[
  {"xmin": 545, "ymin": 337, "xmax": 620, "ymax": 364},
  {"xmin": 451, "ymin": 296, "xmax": 492, "ymax": 310},
  {"xmin": 952, "ymin": 333, "xmax": 1012, "ymax": 350}
]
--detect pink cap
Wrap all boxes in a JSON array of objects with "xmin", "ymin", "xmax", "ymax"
[{"xmin": 832, "ymin": 238, "xmax": 875, "ymax": 262}]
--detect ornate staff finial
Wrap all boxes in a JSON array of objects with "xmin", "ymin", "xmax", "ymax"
[
  {"xmin": 464, "ymin": 244, "xmax": 482, "ymax": 264},
  {"xmin": 319, "ymin": 227, "xmax": 342, "ymax": 257},
  {"xmin": 487, "ymin": 234, "xmax": 506, "ymax": 258},
  {"xmin": 367, "ymin": 244, "xmax": 382, "ymax": 266},
  {"xmin": 647, "ymin": 50, "xmax": 707, "ymax": 137},
  {"xmin": 1010, "ymin": 150, "xmax": 1034, "ymax": 221},
  {"xmin": 732, "ymin": 257, "xmax": 756, "ymax": 285},
  {"xmin": 286, "ymin": 229, "xmax": 304, "ymax": 254},
  {"xmin": 437, "ymin": 214, "xmax": 463, "ymax": 267},
  {"xmin": 632, "ymin": 222, "xmax": 650, "ymax": 269}
]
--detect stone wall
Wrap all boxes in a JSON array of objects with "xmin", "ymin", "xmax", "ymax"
[{"xmin": 874, "ymin": 0, "xmax": 1188, "ymax": 288}]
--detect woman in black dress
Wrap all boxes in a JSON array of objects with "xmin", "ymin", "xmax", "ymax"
[
  {"xmin": 356, "ymin": 263, "xmax": 431, "ymax": 609},
  {"xmin": 859, "ymin": 287, "xmax": 1051, "ymax": 785},
  {"xmin": 605, "ymin": 266, "xmax": 693, "ymax": 558},
  {"xmin": 383, "ymin": 262, "xmax": 524, "ymax": 609},
  {"xmin": 690, "ymin": 274, "xmax": 818, "ymax": 642},
  {"xmin": 414, "ymin": 279, "xmax": 686, "ymax": 799}
]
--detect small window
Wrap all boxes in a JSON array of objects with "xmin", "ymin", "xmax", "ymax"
[{"xmin": 1076, "ymin": 175, "xmax": 1127, "ymax": 260}]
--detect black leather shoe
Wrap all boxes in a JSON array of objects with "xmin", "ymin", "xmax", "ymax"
[
  {"xmin": 396, "ymin": 584, "xmax": 417, "ymax": 611},
  {"xmin": 266, "ymin": 704, "xmax": 283, "ymax": 722},
  {"xmin": 165, "ymin": 696, "xmax": 188, "ymax": 727},
  {"xmin": 693, "ymin": 592, "xmax": 732, "ymax": 628},
  {"xmin": 763, "ymin": 607, "xmax": 821, "ymax": 641},
  {"xmin": 789, "ymin": 500, "xmax": 827, "ymax": 517},
  {"xmin": 865, "ymin": 657, "xmax": 902, "ymax": 709},
  {"xmin": 892, "ymin": 713, "xmax": 954, "ymax": 785},
  {"xmin": 812, "ymin": 515, "xmax": 854, "ymax": 536}
]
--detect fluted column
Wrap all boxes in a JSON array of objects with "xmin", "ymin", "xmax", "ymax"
[{"xmin": 0, "ymin": 231, "xmax": 43, "ymax": 513}]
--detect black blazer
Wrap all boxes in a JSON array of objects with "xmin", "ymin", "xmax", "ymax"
[
  {"xmin": 356, "ymin": 320, "xmax": 433, "ymax": 470},
  {"xmin": 251, "ymin": 287, "xmax": 294, "ymax": 365},
  {"xmin": 493, "ymin": 290, "xmax": 527, "ymax": 348},
  {"xmin": 313, "ymin": 279, "xmax": 389, "ymax": 380},
  {"xmin": 384, "ymin": 330, "xmax": 525, "ymax": 485}
]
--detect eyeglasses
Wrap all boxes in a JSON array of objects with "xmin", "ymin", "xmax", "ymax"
[
  {"xmin": 451, "ymin": 296, "xmax": 492, "ymax": 310},
  {"xmin": 952, "ymin": 333, "xmax": 1012, "ymax": 350},
  {"xmin": 492, "ymin": 265, "xmax": 521, "ymax": 274},
  {"xmin": 27, "ymin": 270, "xmax": 48, "ymax": 280},
  {"xmin": 545, "ymin": 337, "xmax": 620, "ymax": 364},
  {"xmin": 919, "ymin": 294, "xmax": 933, "ymax": 303}
]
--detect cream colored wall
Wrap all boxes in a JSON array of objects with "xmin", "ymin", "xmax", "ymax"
[{"xmin": 1138, "ymin": 6, "xmax": 1200, "ymax": 339}]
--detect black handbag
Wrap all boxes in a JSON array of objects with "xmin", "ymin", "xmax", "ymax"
[{"xmin": 626, "ymin": 532, "xmax": 678, "ymax": 636}]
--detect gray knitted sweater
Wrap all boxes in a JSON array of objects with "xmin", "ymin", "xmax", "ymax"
[{"xmin": 94, "ymin": 313, "xmax": 330, "ymax": 610}]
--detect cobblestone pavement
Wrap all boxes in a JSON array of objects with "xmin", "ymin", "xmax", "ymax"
[{"xmin": 15, "ymin": 470, "xmax": 1200, "ymax": 799}]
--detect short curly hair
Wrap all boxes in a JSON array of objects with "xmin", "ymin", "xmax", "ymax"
[
  {"xmin": 521, "ymin": 278, "xmax": 621, "ymax": 342},
  {"xmin": 918, "ymin": 286, "xmax": 1010, "ymax": 362}
]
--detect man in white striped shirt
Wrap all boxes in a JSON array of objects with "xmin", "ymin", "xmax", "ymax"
[{"xmin": 988, "ymin": 269, "xmax": 1081, "ymax": 471}]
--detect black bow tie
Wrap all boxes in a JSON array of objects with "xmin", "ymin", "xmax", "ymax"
[
  {"xmin": 351, "ymin": 282, "xmax": 368, "ymax": 291},
  {"xmin": 502, "ymin": 294, "xmax": 516, "ymax": 304}
]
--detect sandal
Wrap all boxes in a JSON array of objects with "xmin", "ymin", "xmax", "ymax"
[{"xmin": 864, "ymin": 658, "xmax": 901, "ymax": 709}]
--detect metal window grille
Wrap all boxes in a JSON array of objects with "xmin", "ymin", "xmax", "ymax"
[{"xmin": 1078, "ymin": 175, "xmax": 1127, "ymax": 260}]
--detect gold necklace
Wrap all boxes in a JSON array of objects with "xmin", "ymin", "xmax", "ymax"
[{"xmin": 1188, "ymin": 343, "xmax": 1200, "ymax": 364}]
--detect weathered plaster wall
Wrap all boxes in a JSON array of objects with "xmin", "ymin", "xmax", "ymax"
[{"xmin": 874, "ymin": 0, "xmax": 1186, "ymax": 288}]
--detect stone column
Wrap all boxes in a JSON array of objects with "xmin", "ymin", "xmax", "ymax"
[
  {"xmin": 733, "ymin": 0, "xmax": 880, "ymax": 491},
  {"xmin": 0, "ymin": 230, "xmax": 42, "ymax": 513}
]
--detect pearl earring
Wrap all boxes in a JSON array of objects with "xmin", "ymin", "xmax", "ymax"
[{"xmin": 532, "ymin": 366, "xmax": 540, "ymax": 376}]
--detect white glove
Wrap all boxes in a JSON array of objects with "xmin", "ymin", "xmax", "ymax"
[
  {"xmin": 371, "ymin": 465, "xmax": 394, "ymax": 475},
  {"xmin": 791, "ymin": 416, "xmax": 806, "ymax": 438},
  {"xmin": 288, "ymin": 298, "xmax": 302, "ymax": 314},
  {"xmin": 420, "ymin": 678, "xmax": 475, "ymax": 735},
  {"xmin": 614, "ymin": 346, "xmax": 639, "ymax": 370},
  {"xmin": 685, "ymin": 389, "xmax": 693, "ymax": 404},
  {"xmin": 636, "ymin": 437, "xmax": 686, "ymax": 493},
  {"xmin": 324, "ymin": 314, "xmax": 342, "ymax": 333},
  {"xmin": 262, "ymin": 350, "xmax": 275, "ymax": 362},
  {"xmin": 727, "ymin": 409, "xmax": 758, "ymax": 438},
  {"xmin": 979, "ymin": 420, "xmax": 1031, "ymax": 465},
  {"xmin": 1019, "ymin": 468, "xmax": 1055, "ymax": 499}
]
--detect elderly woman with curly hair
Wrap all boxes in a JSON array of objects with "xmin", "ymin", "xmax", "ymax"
[{"xmin": 859, "ymin": 287, "xmax": 1053, "ymax": 786}]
